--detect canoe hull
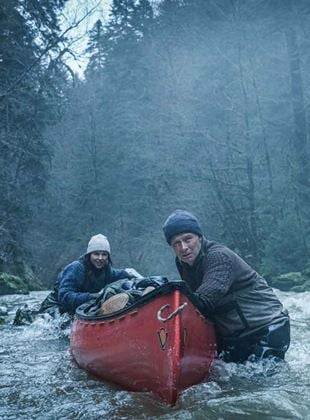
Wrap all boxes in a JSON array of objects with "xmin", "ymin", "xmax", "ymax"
[{"xmin": 70, "ymin": 290, "xmax": 217, "ymax": 404}]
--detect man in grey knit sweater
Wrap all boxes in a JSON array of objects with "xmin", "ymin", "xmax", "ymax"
[{"xmin": 163, "ymin": 209, "xmax": 290, "ymax": 363}]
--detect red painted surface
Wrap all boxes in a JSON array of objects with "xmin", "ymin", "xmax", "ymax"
[{"xmin": 70, "ymin": 290, "xmax": 217, "ymax": 405}]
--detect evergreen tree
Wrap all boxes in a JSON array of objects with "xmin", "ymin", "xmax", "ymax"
[
  {"xmin": 85, "ymin": 19, "xmax": 108, "ymax": 77},
  {"xmin": 0, "ymin": 0, "xmax": 68, "ymax": 280},
  {"xmin": 38, "ymin": 0, "xmax": 310, "ymax": 284}
]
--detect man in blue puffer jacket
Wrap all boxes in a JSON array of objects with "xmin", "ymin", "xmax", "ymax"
[{"xmin": 40, "ymin": 234, "xmax": 136, "ymax": 315}]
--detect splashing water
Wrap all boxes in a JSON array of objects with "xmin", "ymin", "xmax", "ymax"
[{"xmin": 0, "ymin": 290, "xmax": 309, "ymax": 419}]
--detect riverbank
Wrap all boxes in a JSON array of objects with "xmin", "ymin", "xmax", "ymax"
[
  {"xmin": 0, "ymin": 271, "xmax": 43, "ymax": 295},
  {"xmin": 1, "ymin": 268, "xmax": 310, "ymax": 296}
]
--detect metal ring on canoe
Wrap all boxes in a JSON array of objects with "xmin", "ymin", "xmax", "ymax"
[{"xmin": 157, "ymin": 302, "xmax": 188, "ymax": 322}]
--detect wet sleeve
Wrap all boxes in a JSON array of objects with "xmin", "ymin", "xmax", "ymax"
[
  {"xmin": 58, "ymin": 262, "xmax": 93, "ymax": 313},
  {"xmin": 195, "ymin": 251, "xmax": 234, "ymax": 313}
]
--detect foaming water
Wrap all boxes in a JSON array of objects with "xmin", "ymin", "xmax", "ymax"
[{"xmin": 0, "ymin": 290, "xmax": 309, "ymax": 419}]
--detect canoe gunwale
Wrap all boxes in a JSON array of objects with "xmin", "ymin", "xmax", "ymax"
[{"xmin": 75, "ymin": 279, "xmax": 207, "ymax": 322}]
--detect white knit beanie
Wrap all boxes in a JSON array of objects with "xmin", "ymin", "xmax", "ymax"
[{"xmin": 86, "ymin": 234, "xmax": 111, "ymax": 255}]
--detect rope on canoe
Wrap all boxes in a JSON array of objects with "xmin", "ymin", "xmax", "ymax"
[{"xmin": 157, "ymin": 302, "xmax": 188, "ymax": 322}]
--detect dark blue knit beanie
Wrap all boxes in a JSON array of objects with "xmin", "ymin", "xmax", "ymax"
[{"xmin": 163, "ymin": 209, "xmax": 203, "ymax": 244}]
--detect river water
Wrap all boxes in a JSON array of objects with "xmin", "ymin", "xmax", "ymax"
[{"xmin": 0, "ymin": 290, "xmax": 309, "ymax": 420}]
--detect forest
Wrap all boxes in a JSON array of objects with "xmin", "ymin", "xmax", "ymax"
[{"xmin": 1, "ymin": 0, "xmax": 310, "ymax": 293}]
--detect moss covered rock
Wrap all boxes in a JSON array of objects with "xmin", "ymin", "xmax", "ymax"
[
  {"xmin": 301, "ymin": 265, "xmax": 310, "ymax": 278},
  {"xmin": 290, "ymin": 279, "xmax": 310, "ymax": 293},
  {"xmin": 0, "ymin": 273, "xmax": 29, "ymax": 295},
  {"xmin": 21, "ymin": 264, "xmax": 43, "ymax": 291},
  {"xmin": 0, "ymin": 262, "xmax": 43, "ymax": 293},
  {"xmin": 269, "ymin": 272, "xmax": 309, "ymax": 291}
]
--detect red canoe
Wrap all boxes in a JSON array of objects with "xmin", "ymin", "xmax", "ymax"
[{"xmin": 70, "ymin": 281, "xmax": 217, "ymax": 405}]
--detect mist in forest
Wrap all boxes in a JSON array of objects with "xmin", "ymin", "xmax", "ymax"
[{"xmin": 1, "ymin": 0, "xmax": 310, "ymax": 288}]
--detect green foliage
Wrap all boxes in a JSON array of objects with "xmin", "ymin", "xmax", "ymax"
[
  {"xmin": 0, "ymin": 0, "xmax": 68, "ymax": 282},
  {"xmin": 261, "ymin": 215, "xmax": 309, "ymax": 276},
  {"xmin": 3, "ymin": 0, "xmax": 310, "ymax": 289},
  {"xmin": 85, "ymin": 20, "xmax": 108, "ymax": 77},
  {"xmin": 0, "ymin": 273, "xmax": 29, "ymax": 295},
  {"xmin": 36, "ymin": 0, "xmax": 310, "ymax": 284}
]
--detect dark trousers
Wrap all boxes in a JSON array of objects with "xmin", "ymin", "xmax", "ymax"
[{"xmin": 219, "ymin": 316, "xmax": 290, "ymax": 363}]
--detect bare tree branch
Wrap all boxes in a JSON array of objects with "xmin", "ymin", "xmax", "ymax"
[{"xmin": 0, "ymin": 1, "xmax": 101, "ymax": 100}]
